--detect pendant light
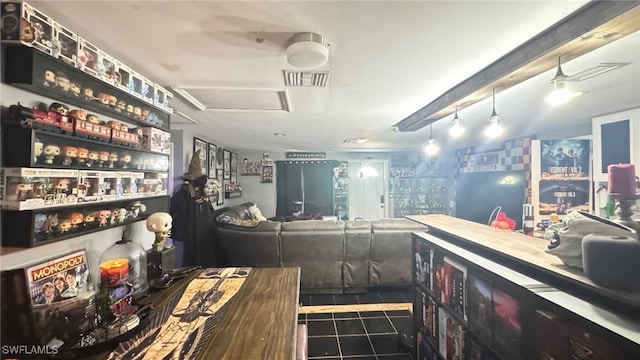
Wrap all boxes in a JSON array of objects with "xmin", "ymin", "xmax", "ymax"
[
  {"xmin": 449, "ymin": 107, "xmax": 465, "ymax": 138},
  {"xmin": 484, "ymin": 88, "xmax": 504, "ymax": 138},
  {"xmin": 546, "ymin": 56, "xmax": 583, "ymax": 105},
  {"xmin": 424, "ymin": 124, "xmax": 439, "ymax": 156}
]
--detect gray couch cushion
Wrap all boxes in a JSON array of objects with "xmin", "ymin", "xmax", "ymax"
[
  {"xmin": 344, "ymin": 220, "xmax": 372, "ymax": 292},
  {"xmin": 281, "ymin": 220, "xmax": 346, "ymax": 231}
]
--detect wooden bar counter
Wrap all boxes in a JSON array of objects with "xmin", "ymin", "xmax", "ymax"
[{"xmin": 86, "ymin": 267, "xmax": 300, "ymax": 360}]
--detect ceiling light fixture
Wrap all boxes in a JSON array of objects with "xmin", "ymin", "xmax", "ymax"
[
  {"xmin": 484, "ymin": 88, "xmax": 504, "ymax": 138},
  {"xmin": 449, "ymin": 107, "xmax": 465, "ymax": 138},
  {"xmin": 273, "ymin": 132, "xmax": 286, "ymax": 137},
  {"xmin": 424, "ymin": 124, "xmax": 439, "ymax": 156},
  {"xmin": 546, "ymin": 56, "xmax": 583, "ymax": 106},
  {"xmin": 343, "ymin": 138, "xmax": 368, "ymax": 144},
  {"xmin": 286, "ymin": 32, "xmax": 329, "ymax": 69}
]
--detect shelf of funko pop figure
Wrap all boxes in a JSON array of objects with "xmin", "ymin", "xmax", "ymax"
[
  {"xmin": 1, "ymin": 45, "xmax": 171, "ymax": 131},
  {"xmin": 2, "ymin": 126, "xmax": 170, "ymax": 171},
  {"xmin": 1, "ymin": 195, "xmax": 169, "ymax": 249}
]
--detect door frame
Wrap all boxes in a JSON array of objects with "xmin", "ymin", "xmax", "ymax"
[{"xmin": 348, "ymin": 159, "xmax": 389, "ymax": 219}]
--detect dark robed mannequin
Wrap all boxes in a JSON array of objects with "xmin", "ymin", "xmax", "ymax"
[{"xmin": 170, "ymin": 150, "xmax": 216, "ymax": 267}]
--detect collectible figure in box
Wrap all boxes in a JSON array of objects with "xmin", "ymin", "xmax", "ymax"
[
  {"xmin": 140, "ymin": 75, "xmax": 154, "ymax": 104},
  {"xmin": 0, "ymin": 168, "xmax": 79, "ymax": 210},
  {"xmin": 0, "ymin": 250, "xmax": 94, "ymax": 347},
  {"xmin": 130, "ymin": 71, "xmax": 143, "ymax": 98},
  {"xmin": 163, "ymin": 88, "xmax": 173, "ymax": 113},
  {"xmin": 118, "ymin": 172, "xmax": 134, "ymax": 198},
  {"xmin": 98, "ymin": 49, "xmax": 117, "ymax": 85},
  {"xmin": 100, "ymin": 171, "xmax": 118, "ymax": 201},
  {"xmin": 52, "ymin": 21, "xmax": 77, "ymax": 67},
  {"xmin": 143, "ymin": 172, "xmax": 168, "ymax": 195},
  {"xmin": 130, "ymin": 172, "xmax": 145, "ymax": 197},
  {"xmin": 78, "ymin": 170, "xmax": 101, "ymax": 203},
  {"xmin": 140, "ymin": 127, "xmax": 171, "ymax": 154},
  {"xmin": 77, "ymin": 36, "xmax": 100, "ymax": 78},
  {"xmin": 114, "ymin": 60, "xmax": 132, "ymax": 92},
  {"xmin": 1, "ymin": 1, "xmax": 54, "ymax": 55},
  {"xmin": 153, "ymin": 84, "xmax": 168, "ymax": 109}
]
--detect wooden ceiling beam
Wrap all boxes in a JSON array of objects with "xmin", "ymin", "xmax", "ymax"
[{"xmin": 394, "ymin": 1, "xmax": 640, "ymax": 132}]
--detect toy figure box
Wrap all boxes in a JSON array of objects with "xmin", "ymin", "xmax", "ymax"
[
  {"xmin": 140, "ymin": 127, "xmax": 171, "ymax": 155},
  {"xmin": 143, "ymin": 172, "xmax": 168, "ymax": 196},
  {"xmin": 0, "ymin": 168, "xmax": 79, "ymax": 210},
  {"xmin": 153, "ymin": 84, "xmax": 171, "ymax": 111},
  {"xmin": 117, "ymin": 171, "xmax": 134, "ymax": 198},
  {"xmin": 52, "ymin": 20, "xmax": 78, "ymax": 67},
  {"xmin": 76, "ymin": 36, "xmax": 100, "ymax": 78},
  {"xmin": 78, "ymin": 170, "xmax": 101, "ymax": 203},
  {"xmin": 98, "ymin": 49, "xmax": 117, "ymax": 86},
  {"xmin": 114, "ymin": 59, "xmax": 133, "ymax": 92},
  {"xmin": 1, "ymin": 1, "xmax": 54, "ymax": 55},
  {"xmin": 0, "ymin": 249, "xmax": 92, "ymax": 346},
  {"xmin": 140, "ymin": 75, "xmax": 154, "ymax": 105},
  {"xmin": 130, "ymin": 172, "xmax": 145, "ymax": 197},
  {"xmin": 99, "ymin": 171, "xmax": 118, "ymax": 201}
]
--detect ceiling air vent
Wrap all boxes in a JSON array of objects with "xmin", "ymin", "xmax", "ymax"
[
  {"xmin": 566, "ymin": 62, "xmax": 630, "ymax": 81},
  {"xmin": 283, "ymin": 70, "xmax": 330, "ymax": 87}
]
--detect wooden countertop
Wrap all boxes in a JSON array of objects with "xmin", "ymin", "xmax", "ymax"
[
  {"xmin": 84, "ymin": 267, "xmax": 300, "ymax": 360},
  {"xmin": 406, "ymin": 214, "xmax": 640, "ymax": 310}
]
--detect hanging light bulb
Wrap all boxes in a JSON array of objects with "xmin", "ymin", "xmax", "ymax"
[
  {"xmin": 424, "ymin": 124, "xmax": 439, "ymax": 156},
  {"xmin": 546, "ymin": 56, "xmax": 583, "ymax": 105},
  {"xmin": 484, "ymin": 88, "xmax": 504, "ymax": 138},
  {"xmin": 449, "ymin": 107, "xmax": 465, "ymax": 138}
]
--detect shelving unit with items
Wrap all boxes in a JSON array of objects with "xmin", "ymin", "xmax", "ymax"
[
  {"xmin": 410, "ymin": 215, "xmax": 640, "ymax": 360},
  {"xmin": 1, "ymin": 39, "xmax": 172, "ymax": 249},
  {"xmin": 332, "ymin": 161, "xmax": 349, "ymax": 220},
  {"xmin": 389, "ymin": 158, "xmax": 453, "ymax": 218}
]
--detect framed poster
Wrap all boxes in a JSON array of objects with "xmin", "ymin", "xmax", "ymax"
[
  {"xmin": 231, "ymin": 153, "xmax": 238, "ymax": 178},
  {"xmin": 216, "ymin": 169, "xmax": 224, "ymax": 206},
  {"xmin": 223, "ymin": 150, "xmax": 231, "ymax": 180},
  {"xmin": 217, "ymin": 147, "xmax": 224, "ymax": 169},
  {"xmin": 207, "ymin": 143, "xmax": 217, "ymax": 179},
  {"xmin": 193, "ymin": 137, "xmax": 207, "ymax": 173}
]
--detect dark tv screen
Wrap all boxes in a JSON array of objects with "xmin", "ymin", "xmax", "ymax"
[{"xmin": 455, "ymin": 171, "xmax": 525, "ymax": 229}]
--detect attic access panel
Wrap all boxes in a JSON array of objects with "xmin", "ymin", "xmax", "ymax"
[{"xmin": 172, "ymin": 86, "xmax": 291, "ymax": 112}]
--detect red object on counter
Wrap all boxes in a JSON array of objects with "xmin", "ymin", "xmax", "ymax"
[
  {"xmin": 608, "ymin": 163, "xmax": 636, "ymax": 195},
  {"xmin": 99, "ymin": 258, "xmax": 129, "ymax": 286}
]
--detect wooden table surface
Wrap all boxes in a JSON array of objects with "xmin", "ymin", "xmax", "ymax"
[
  {"xmin": 407, "ymin": 214, "xmax": 640, "ymax": 308},
  {"xmin": 85, "ymin": 267, "xmax": 300, "ymax": 360}
]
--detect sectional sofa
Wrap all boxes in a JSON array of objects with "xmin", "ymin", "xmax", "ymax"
[{"xmin": 214, "ymin": 202, "xmax": 427, "ymax": 294}]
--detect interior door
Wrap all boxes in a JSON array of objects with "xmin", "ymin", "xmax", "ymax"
[{"xmin": 349, "ymin": 161, "xmax": 387, "ymax": 220}]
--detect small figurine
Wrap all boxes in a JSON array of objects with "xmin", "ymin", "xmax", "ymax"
[
  {"xmin": 77, "ymin": 184, "xmax": 88, "ymax": 199},
  {"xmin": 116, "ymin": 100, "xmax": 126, "ymax": 113},
  {"xmin": 125, "ymin": 104, "xmax": 134, "ymax": 116},
  {"xmin": 70, "ymin": 82, "xmax": 82, "ymax": 97},
  {"xmin": 83, "ymin": 87, "xmax": 95, "ymax": 101},
  {"xmin": 55, "ymin": 72, "xmax": 70, "ymax": 93},
  {"xmin": 68, "ymin": 212, "xmax": 84, "ymax": 229},
  {"xmin": 116, "ymin": 208, "xmax": 127, "ymax": 223},
  {"xmin": 62, "ymin": 146, "xmax": 78, "ymax": 166},
  {"xmin": 97, "ymin": 93, "xmax": 110, "ymax": 106},
  {"xmin": 57, "ymin": 219, "xmax": 73, "ymax": 234},
  {"xmin": 146, "ymin": 212, "xmax": 172, "ymax": 251},
  {"xmin": 34, "ymin": 138, "xmax": 43, "ymax": 163},
  {"xmin": 51, "ymin": 179, "xmax": 71, "ymax": 194},
  {"xmin": 87, "ymin": 114, "xmax": 100, "ymax": 124},
  {"xmin": 140, "ymin": 109, "xmax": 150, "ymax": 121},
  {"xmin": 107, "ymin": 120, "xmax": 121, "ymax": 130},
  {"xmin": 87, "ymin": 151, "xmax": 100, "ymax": 167},
  {"xmin": 16, "ymin": 183, "xmax": 34, "ymax": 201},
  {"xmin": 69, "ymin": 109, "xmax": 87, "ymax": 122},
  {"xmin": 120, "ymin": 154, "xmax": 132, "ymax": 169},
  {"xmin": 97, "ymin": 210, "xmax": 111, "ymax": 227},
  {"xmin": 133, "ymin": 107, "xmax": 142, "ymax": 119},
  {"xmin": 49, "ymin": 102, "xmax": 70, "ymax": 121},
  {"xmin": 43, "ymin": 144, "xmax": 60, "ymax": 164},
  {"xmin": 42, "ymin": 214, "xmax": 59, "ymax": 235},
  {"xmin": 43, "ymin": 70, "xmax": 56, "ymax": 87},
  {"xmin": 77, "ymin": 148, "xmax": 89, "ymax": 166},
  {"xmin": 83, "ymin": 212, "xmax": 97, "ymax": 228},
  {"xmin": 108, "ymin": 152, "xmax": 118, "ymax": 168},
  {"xmin": 99, "ymin": 151, "xmax": 110, "ymax": 167},
  {"xmin": 108, "ymin": 95, "xmax": 117, "ymax": 107}
]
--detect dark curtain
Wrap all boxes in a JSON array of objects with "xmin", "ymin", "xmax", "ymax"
[{"xmin": 275, "ymin": 161, "xmax": 338, "ymax": 217}]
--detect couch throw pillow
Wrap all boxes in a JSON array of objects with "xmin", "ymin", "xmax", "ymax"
[
  {"xmin": 248, "ymin": 205, "xmax": 267, "ymax": 221},
  {"xmin": 217, "ymin": 213, "xmax": 235, "ymax": 224}
]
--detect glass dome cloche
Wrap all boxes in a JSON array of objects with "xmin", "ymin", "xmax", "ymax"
[{"xmin": 98, "ymin": 228, "xmax": 148, "ymax": 298}]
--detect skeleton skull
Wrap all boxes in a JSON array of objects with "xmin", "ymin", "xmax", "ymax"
[{"xmin": 545, "ymin": 211, "xmax": 636, "ymax": 269}]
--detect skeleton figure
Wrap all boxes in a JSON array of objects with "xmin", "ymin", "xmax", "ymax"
[{"xmin": 545, "ymin": 211, "xmax": 636, "ymax": 269}]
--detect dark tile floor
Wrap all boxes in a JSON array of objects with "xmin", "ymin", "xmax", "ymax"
[{"xmin": 299, "ymin": 292, "xmax": 414, "ymax": 360}]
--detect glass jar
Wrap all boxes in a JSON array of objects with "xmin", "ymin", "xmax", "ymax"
[{"xmin": 99, "ymin": 233, "xmax": 148, "ymax": 298}]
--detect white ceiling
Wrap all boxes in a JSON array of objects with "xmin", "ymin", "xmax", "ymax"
[{"xmin": 32, "ymin": 1, "xmax": 640, "ymax": 153}]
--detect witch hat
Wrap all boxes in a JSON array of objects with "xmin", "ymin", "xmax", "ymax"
[{"xmin": 183, "ymin": 150, "xmax": 205, "ymax": 180}]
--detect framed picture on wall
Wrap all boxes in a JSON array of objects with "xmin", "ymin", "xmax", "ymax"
[
  {"xmin": 223, "ymin": 150, "xmax": 231, "ymax": 180},
  {"xmin": 217, "ymin": 169, "xmax": 224, "ymax": 206},
  {"xmin": 217, "ymin": 147, "xmax": 224, "ymax": 169},
  {"xmin": 230, "ymin": 152, "xmax": 237, "ymax": 178},
  {"xmin": 193, "ymin": 137, "xmax": 207, "ymax": 173},
  {"xmin": 207, "ymin": 143, "xmax": 217, "ymax": 178}
]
